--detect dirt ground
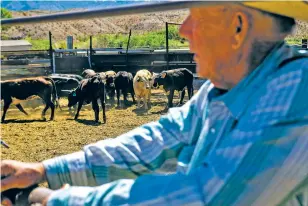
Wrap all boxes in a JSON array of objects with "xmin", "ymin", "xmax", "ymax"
[{"xmin": 1, "ymin": 90, "xmax": 190, "ymax": 163}]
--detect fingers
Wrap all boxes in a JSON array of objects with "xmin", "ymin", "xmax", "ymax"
[
  {"xmin": 1, "ymin": 174, "xmax": 18, "ymax": 192},
  {"xmin": 29, "ymin": 187, "xmax": 54, "ymax": 205},
  {"xmin": 1, "ymin": 161, "xmax": 46, "ymax": 192},
  {"xmin": 1, "ymin": 197, "xmax": 13, "ymax": 206},
  {"xmin": 1, "ymin": 160, "xmax": 18, "ymax": 192}
]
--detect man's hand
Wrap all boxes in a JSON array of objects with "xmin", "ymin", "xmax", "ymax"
[
  {"xmin": 1, "ymin": 160, "xmax": 46, "ymax": 192},
  {"xmin": 29, "ymin": 184, "xmax": 70, "ymax": 206}
]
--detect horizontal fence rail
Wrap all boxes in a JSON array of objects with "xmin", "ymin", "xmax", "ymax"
[{"xmin": 0, "ymin": 1, "xmax": 233, "ymax": 26}]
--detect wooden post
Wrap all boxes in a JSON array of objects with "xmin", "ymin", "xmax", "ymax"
[
  {"xmin": 126, "ymin": 29, "xmax": 132, "ymax": 70},
  {"xmin": 89, "ymin": 36, "xmax": 93, "ymax": 69},
  {"xmin": 165, "ymin": 22, "xmax": 169, "ymax": 70},
  {"xmin": 90, "ymin": 36, "xmax": 93, "ymax": 54},
  {"xmin": 49, "ymin": 31, "xmax": 53, "ymax": 73}
]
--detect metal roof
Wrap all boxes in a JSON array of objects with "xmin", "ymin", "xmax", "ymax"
[{"xmin": 1, "ymin": 40, "xmax": 32, "ymax": 47}]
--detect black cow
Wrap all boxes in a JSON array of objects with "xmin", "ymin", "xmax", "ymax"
[
  {"xmin": 67, "ymin": 75, "xmax": 106, "ymax": 123},
  {"xmin": 114, "ymin": 71, "xmax": 135, "ymax": 107},
  {"xmin": 48, "ymin": 75, "xmax": 81, "ymax": 112},
  {"xmin": 1, "ymin": 77, "xmax": 58, "ymax": 122},
  {"xmin": 153, "ymin": 68, "xmax": 194, "ymax": 107},
  {"xmin": 48, "ymin": 76, "xmax": 80, "ymax": 98},
  {"xmin": 50, "ymin": 73, "xmax": 83, "ymax": 81}
]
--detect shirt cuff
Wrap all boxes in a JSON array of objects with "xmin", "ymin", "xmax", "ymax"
[{"xmin": 42, "ymin": 151, "xmax": 98, "ymax": 189}]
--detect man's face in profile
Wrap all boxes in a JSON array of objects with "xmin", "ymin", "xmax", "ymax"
[{"xmin": 179, "ymin": 5, "xmax": 251, "ymax": 89}]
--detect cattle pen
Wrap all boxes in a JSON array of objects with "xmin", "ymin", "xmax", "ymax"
[{"xmin": 1, "ymin": 89, "xmax": 196, "ymax": 162}]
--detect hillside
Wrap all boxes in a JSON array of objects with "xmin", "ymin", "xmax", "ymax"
[
  {"xmin": 1, "ymin": 1, "xmax": 145, "ymax": 11},
  {"xmin": 1, "ymin": 9, "xmax": 307, "ymax": 43},
  {"xmin": 1, "ymin": 9, "xmax": 189, "ymax": 41}
]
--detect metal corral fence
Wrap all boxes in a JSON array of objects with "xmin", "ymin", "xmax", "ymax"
[
  {"xmin": 0, "ymin": 22, "xmax": 197, "ymax": 79},
  {"xmin": 1, "ymin": 50, "xmax": 51, "ymax": 80}
]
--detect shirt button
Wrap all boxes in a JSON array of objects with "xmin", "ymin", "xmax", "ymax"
[{"xmin": 210, "ymin": 128, "xmax": 215, "ymax": 133}]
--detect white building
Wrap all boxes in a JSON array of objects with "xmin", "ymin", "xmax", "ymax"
[{"xmin": 1, "ymin": 40, "xmax": 32, "ymax": 51}]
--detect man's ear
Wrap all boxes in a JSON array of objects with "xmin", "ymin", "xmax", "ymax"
[
  {"xmin": 161, "ymin": 72, "xmax": 167, "ymax": 78},
  {"xmin": 231, "ymin": 12, "xmax": 249, "ymax": 50}
]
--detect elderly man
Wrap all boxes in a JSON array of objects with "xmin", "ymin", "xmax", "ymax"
[{"xmin": 1, "ymin": 1, "xmax": 308, "ymax": 206}]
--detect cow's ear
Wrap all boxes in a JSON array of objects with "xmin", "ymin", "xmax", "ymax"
[
  {"xmin": 72, "ymin": 92, "xmax": 77, "ymax": 97},
  {"xmin": 136, "ymin": 77, "xmax": 141, "ymax": 82},
  {"xmin": 161, "ymin": 72, "xmax": 167, "ymax": 78}
]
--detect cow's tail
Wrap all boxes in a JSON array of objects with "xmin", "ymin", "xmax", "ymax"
[{"xmin": 45, "ymin": 77, "xmax": 61, "ymax": 110}]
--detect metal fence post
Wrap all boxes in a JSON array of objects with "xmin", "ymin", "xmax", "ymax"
[
  {"xmin": 52, "ymin": 51, "xmax": 56, "ymax": 74},
  {"xmin": 165, "ymin": 22, "xmax": 169, "ymax": 70},
  {"xmin": 49, "ymin": 31, "xmax": 53, "ymax": 73},
  {"xmin": 126, "ymin": 29, "xmax": 132, "ymax": 70},
  {"xmin": 89, "ymin": 36, "xmax": 93, "ymax": 69}
]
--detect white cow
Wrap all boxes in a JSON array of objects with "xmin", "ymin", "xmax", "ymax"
[{"xmin": 133, "ymin": 69, "xmax": 153, "ymax": 110}]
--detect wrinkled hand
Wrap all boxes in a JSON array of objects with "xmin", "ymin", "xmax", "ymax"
[
  {"xmin": 1, "ymin": 160, "xmax": 46, "ymax": 192},
  {"xmin": 29, "ymin": 187, "xmax": 54, "ymax": 206},
  {"xmin": 29, "ymin": 184, "xmax": 70, "ymax": 206}
]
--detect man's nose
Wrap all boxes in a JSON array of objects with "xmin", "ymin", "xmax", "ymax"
[{"xmin": 179, "ymin": 14, "xmax": 193, "ymax": 40}]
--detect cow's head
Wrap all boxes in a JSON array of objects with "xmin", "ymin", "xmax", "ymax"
[
  {"xmin": 105, "ymin": 75, "xmax": 115, "ymax": 88},
  {"xmin": 136, "ymin": 75, "xmax": 152, "ymax": 89},
  {"xmin": 152, "ymin": 71, "xmax": 167, "ymax": 89},
  {"xmin": 67, "ymin": 90, "xmax": 78, "ymax": 107}
]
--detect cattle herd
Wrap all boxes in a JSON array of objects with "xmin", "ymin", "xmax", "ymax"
[{"xmin": 0, "ymin": 68, "xmax": 195, "ymax": 123}]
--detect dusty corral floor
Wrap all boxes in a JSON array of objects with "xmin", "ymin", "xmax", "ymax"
[{"xmin": 1, "ymin": 90, "xmax": 192, "ymax": 163}]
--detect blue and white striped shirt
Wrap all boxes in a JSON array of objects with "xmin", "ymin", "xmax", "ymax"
[{"xmin": 43, "ymin": 42, "xmax": 308, "ymax": 206}]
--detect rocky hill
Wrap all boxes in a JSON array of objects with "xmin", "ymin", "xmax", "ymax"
[{"xmin": 2, "ymin": 9, "xmax": 307, "ymax": 42}]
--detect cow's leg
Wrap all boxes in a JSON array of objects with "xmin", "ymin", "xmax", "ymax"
[
  {"xmin": 147, "ymin": 91, "xmax": 151, "ymax": 109},
  {"xmin": 41, "ymin": 90, "xmax": 55, "ymax": 120},
  {"xmin": 41, "ymin": 103, "xmax": 49, "ymax": 120},
  {"xmin": 131, "ymin": 89, "xmax": 136, "ymax": 104},
  {"xmin": 188, "ymin": 86, "xmax": 193, "ymax": 99},
  {"xmin": 168, "ymin": 90, "xmax": 175, "ymax": 108},
  {"xmin": 49, "ymin": 101, "xmax": 55, "ymax": 120},
  {"xmin": 92, "ymin": 99, "xmax": 99, "ymax": 122},
  {"xmin": 15, "ymin": 104, "xmax": 28, "ymax": 116},
  {"xmin": 179, "ymin": 89, "xmax": 186, "ymax": 105},
  {"xmin": 1, "ymin": 98, "xmax": 12, "ymax": 122},
  {"xmin": 68, "ymin": 104, "xmax": 76, "ymax": 115},
  {"xmin": 41, "ymin": 99, "xmax": 55, "ymax": 121},
  {"xmin": 111, "ymin": 92, "xmax": 115, "ymax": 106},
  {"xmin": 74, "ymin": 100, "xmax": 84, "ymax": 120},
  {"xmin": 100, "ymin": 96, "xmax": 106, "ymax": 123},
  {"xmin": 116, "ymin": 89, "xmax": 120, "ymax": 107},
  {"xmin": 143, "ymin": 96, "xmax": 148, "ymax": 110},
  {"xmin": 136, "ymin": 96, "xmax": 141, "ymax": 108},
  {"xmin": 123, "ymin": 89, "xmax": 129, "ymax": 106}
]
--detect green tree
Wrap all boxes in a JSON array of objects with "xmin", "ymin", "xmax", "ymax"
[
  {"xmin": 1, "ymin": 8, "xmax": 12, "ymax": 31},
  {"xmin": 1, "ymin": 8, "xmax": 12, "ymax": 18}
]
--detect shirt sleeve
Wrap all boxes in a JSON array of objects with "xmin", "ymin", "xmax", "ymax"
[
  {"xmin": 45, "ymin": 118, "xmax": 308, "ymax": 206},
  {"xmin": 42, "ymin": 82, "xmax": 209, "ymax": 190}
]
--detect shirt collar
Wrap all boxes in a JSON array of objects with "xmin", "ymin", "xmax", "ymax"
[{"xmin": 208, "ymin": 41, "xmax": 307, "ymax": 119}]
